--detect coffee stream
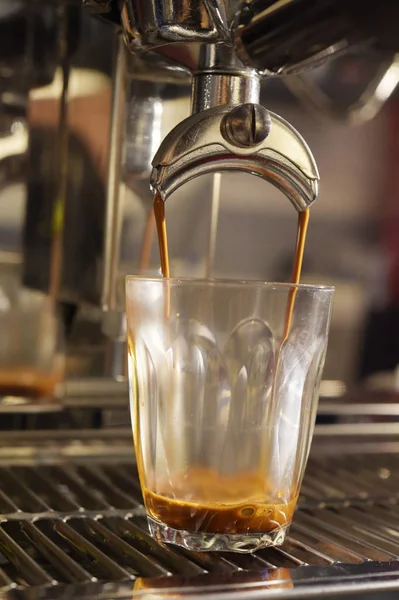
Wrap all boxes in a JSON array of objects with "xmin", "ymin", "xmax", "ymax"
[
  {"xmin": 152, "ymin": 190, "xmax": 310, "ymax": 322},
  {"xmin": 282, "ymin": 208, "xmax": 310, "ymax": 341},
  {"xmin": 148, "ymin": 193, "xmax": 311, "ymax": 535},
  {"xmin": 153, "ymin": 192, "xmax": 170, "ymax": 278}
]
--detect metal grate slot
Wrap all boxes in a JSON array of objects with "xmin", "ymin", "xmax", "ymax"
[
  {"xmin": 300, "ymin": 471, "xmax": 349, "ymax": 501},
  {"xmin": 304, "ymin": 454, "xmax": 399, "ymax": 502},
  {"xmin": 32, "ymin": 519, "xmax": 105, "ymax": 581},
  {"xmin": 270, "ymin": 536, "xmax": 332, "ymax": 567},
  {"xmin": 354, "ymin": 471, "xmax": 399, "ymax": 498},
  {"xmin": 333, "ymin": 505, "xmax": 399, "ymax": 550},
  {"xmin": 0, "ymin": 566, "xmax": 15, "ymax": 588},
  {"xmin": 0, "ymin": 464, "xmax": 144, "ymax": 516},
  {"xmin": 312, "ymin": 508, "xmax": 399, "ymax": 557},
  {"xmin": 15, "ymin": 520, "xmax": 91, "ymax": 584},
  {"xmin": 294, "ymin": 513, "xmax": 371, "ymax": 561},
  {"xmin": 342, "ymin": 506, "xmax": 399, "ymax": 556},
  {"xmin": 17, "ymin": 467, "xmax": 80, "ymax": 513},
  {"xmin": 0, "ymin": 522, "xmax": 55, "ymax": 586},
  {"xmin": 40, "ymin": 467, "xmax": 111, "ymax": 512},
  {"xmin": 0, "ymin": 469, "xmax": 50, "ymax": 513},
  {"xmin": 51, "ymin": 520, "xmax": 132, "ymax": 581},
  {"xmin": 176, "ymin": 549, "xmax": 241, "ymax": 573},
  {"xmin": 0, "ymin": 488, "xmax": 20, "ymax": 514},
  {"xmin": 305, "ymin": 463, "xmax": 368, "ymax": 500},
  {"xmin": 74, "ymin": 466, "xmax": 140, "ymax": 510},
  {"xmin": 326, "ymin": 466, "xmax": 382, "ymax": 499},
  {"xmin": 296, "ymin": 510, "xmax": 395, "ymax": 561},
  {"xmin": 264, "ymin": 546, "xmax": 306, "ymax": 568},
  {"xmin": 299, "ymin": 481, "xmax": 325, "ymax": 502},
  {"xmin": 358, "ymin": 466, "xmax": 399, "ymax": 497},
  {"xmin": 217, "ymin": 552, "xmax": 273, "ymax": 571},
  {"xmin": 288, "ymin": 523, "xmax": 362, "ymax": 564},
  {"xmin": 33, "ymin": 518, "xmax": 127, "ymax": 582},
  {"xmin": 120, "ymin": 466, "xmax": 144, "ymax": 500},
  {"xmin": 102, "ymin": 465, "xmax": 144, "ymax": 505},
  {"xmin": 103, "ymin": 517, "xmax": 205, "ymax": 576},
  {"xmin": 130, "ymin": 516, "xmax": 206, "ymax": 576},
  {"xmin": 64, "ymin": 518, "xmax": 168, "ymax": 578},
  {"xmin": 375, "ymin": 503, "xmax": 399, "ymax": 531},
  {"xmin": 336, "ymin": 465, "xmax": 394, "ymax": 498}
]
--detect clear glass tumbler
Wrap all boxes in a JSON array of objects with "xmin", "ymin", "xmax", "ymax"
[
  {"xmin": 126, "ymin": 278, "xmax": 334, "ymax": 553},
  {"xmin": 0, "ymin": 276, "xmax": 64, "ymax": 401}
]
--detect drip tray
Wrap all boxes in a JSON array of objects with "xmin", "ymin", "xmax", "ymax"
[{"xmin": 0, "ymin": 451, "xmax": 398, "ymax": 598}]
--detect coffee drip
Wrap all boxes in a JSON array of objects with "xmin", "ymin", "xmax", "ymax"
[
  {"xmin": 283, "ymin": 209, "xmax": 310, "ymax": 341},
  {"xmin": 152, "ymin": 191, "xmax": 310, "ymax": 296},
  {"xmin": 153, "ymin": 192, "xmax": 170, "ymax": 278}
]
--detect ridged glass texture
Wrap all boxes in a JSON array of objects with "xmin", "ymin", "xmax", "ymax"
[{"xmin": 126, "ymin": 278, "xmax": 334, "ymax": 553}]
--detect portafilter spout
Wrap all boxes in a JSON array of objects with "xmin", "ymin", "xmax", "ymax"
[
  {"xmin": 151, "ymin": 99, "xmax": 319, "ymax": 212},
  {"xmin": 150, "ymin": 44, "xmax": 318, "ymax": 210}
]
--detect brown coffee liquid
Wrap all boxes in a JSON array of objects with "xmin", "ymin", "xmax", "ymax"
[
  {"xmin": 143, "ymin": 469, "xmax": 297, "ymax": 535},
  {"xmin": 0, "ymin": 368, "xmax": 62, "ymax": 398},
  {"xmin": 282, "ymin": 209, "xmax": 310, "ymax": 341},
  {"xmin": 153, "ymin": 192, "xmax": 170, "ymax": 278},
  {"xmin": 153, "ymin": 192, "xmax": 309, "ymax": 286}
]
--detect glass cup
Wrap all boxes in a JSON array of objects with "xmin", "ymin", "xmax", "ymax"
[
  {"xmin": 126, "ymin": 278, "xmax": 334, "ymax": 553},
  {"xmin": 0, "ymin": 276, "xmax": 64, "ymax": 401}
]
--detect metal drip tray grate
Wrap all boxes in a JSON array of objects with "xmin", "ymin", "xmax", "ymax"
[{"xmin": 0, "ymin": 452, "xmax": 397, "ymax": 596}]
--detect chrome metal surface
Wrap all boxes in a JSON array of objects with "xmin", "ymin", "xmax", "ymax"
[
  {"xmin": 118, "ymin": 0, "xmax": 399, "ymax": 128},
  {"xmin": 0, "ymin": 448, "xmax": 397, "ymax": 597},
  {"xmin": 233, "ymin": 1, "xmax": 350, "ymax": 76},
  {"xmin": 120, "ymin": 1, "xmax": 239, "ymax": 72},
  {"xmin": 123, "ymin": 77, "xmax": 166, "ymax": 189},
  {"xmin": 102, "ymin": 35, "xmax": 126, "ymax": 313},
  {"xmin": 191, "ymin": 73, "xmax": 260, "ymax": 114},
  {"xmin": 120, "ymin": 0, "xmax": 399, "ymax": 79},
  {"xmin": 151, "ymin": 105, "xmax": 319, "ymax": 211},
  {"xmin": 233, "ymin": 0, "xmax": 399, "ymax": 76},
  {"xmin": 221, "ymin": 103, "xmax": 271, "ymax": 147},
  {"xmin": 285, "ymin": 55, "xmax": 399, "ymax": 126},
  {"xmin": 123, "ymin": 56, "xmax": 190, "ymax": 198}
]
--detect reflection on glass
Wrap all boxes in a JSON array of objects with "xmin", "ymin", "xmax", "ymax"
[{"xmin": 126, "ymin": 278, "xmax": 334, "ymax": 553}]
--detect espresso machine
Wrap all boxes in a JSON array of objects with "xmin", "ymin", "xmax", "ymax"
[
  {"xmin": 1, "ymin": 1, "xmax": 399, "ymax": 598},
  {"xmin": 4, "ymin": 0, "xmax": 398, "ymax": 382}
]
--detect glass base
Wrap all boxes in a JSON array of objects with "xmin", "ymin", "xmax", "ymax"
[{"xmin": 147, "ymin": 516, "xmax": 289, "ymax": 553}]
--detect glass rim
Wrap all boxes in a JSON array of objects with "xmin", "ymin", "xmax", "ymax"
[{"xmin": 125, "ymin": 275, "xmax": 334, "ymax": 292}]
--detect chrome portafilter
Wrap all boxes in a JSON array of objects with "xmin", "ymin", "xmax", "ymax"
[{"xmin": 150, "ymin": 100, "xmax": 319, "ymax": 213}]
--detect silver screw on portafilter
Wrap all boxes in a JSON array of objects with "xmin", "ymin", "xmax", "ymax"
[{"xmin": 221, "ymin": 103, "xmax": 272, "ymax": 148}]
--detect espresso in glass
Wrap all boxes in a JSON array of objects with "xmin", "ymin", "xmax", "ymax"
[{"xmin": 125, "ymin": 189, "xmax": 333, "ymax": 552}]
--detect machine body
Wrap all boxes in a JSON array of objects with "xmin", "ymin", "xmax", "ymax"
[{"xmin": 0, "ymin": 0, "xmax": 398, "ymax": 381}]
